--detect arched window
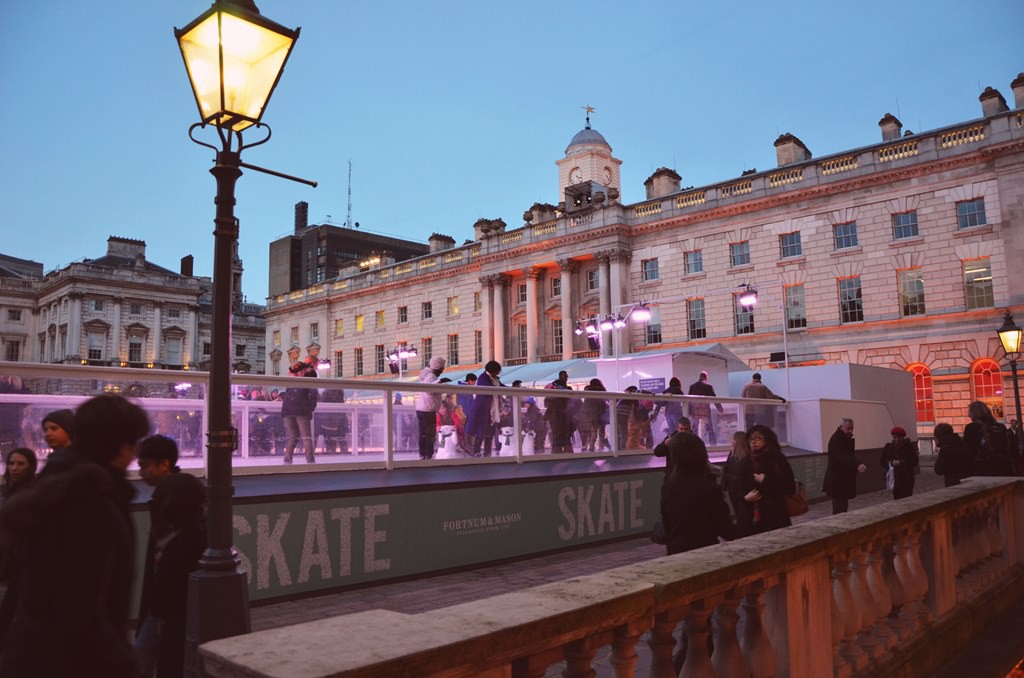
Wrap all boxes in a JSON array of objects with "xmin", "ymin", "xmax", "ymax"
[
  {"xmin": 972, "ymin": 359, "xmax": 1004, "ymax": 419},
  {"xmin": 907, "ymin": 364, "xmax": 934, "ymax": 423}
]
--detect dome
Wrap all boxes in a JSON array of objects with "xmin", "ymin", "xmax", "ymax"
[{"xmin": 565, "ymin": 126, "xmax": 611, "ymax": 154}]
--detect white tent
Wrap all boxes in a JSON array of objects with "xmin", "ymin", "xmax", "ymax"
[{"xmin": 592, "ymin": 343, "xmax": 750, "ymax": 394}]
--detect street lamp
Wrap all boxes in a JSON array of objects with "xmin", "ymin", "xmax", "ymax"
[
  {"xmin": 997, "ymin": 310, "xmax": 1024, "ymax": 460},
  {"xmin": 387, "ymin": 344, "xmax": 418, "ymax": 378},
  {"xmin": 175, "ymin": 0, "xmax": 310, "ymax": 668}
]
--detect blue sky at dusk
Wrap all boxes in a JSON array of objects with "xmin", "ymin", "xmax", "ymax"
[{"xmin": 1, "ymin": 1, "xmax": 1021, "ymax": 302}]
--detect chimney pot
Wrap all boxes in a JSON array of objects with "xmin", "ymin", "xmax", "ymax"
[
  {"xmin": 979, "ymin": 86, "xmax": 1009, "ymax": 117},
  {"xmin": 878, "ymin": 113, "xmax": 903, "ymax": 141},
  {"xmin": 1011, "ymin": 73, "xmax": 1024, "ymax": 110},
  {"xmin": 773, "ymin": 133, "xmax": 812, "ymax": 167}
]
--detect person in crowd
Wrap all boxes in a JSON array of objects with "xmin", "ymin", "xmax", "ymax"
[
  {"xmin": 521, "ymin": 397, "xmax": 547, "ymax": 453},
  {"xmin": 615, "ymin": 386, "xmax": 638, "ymax": 450},
  {"xmin": 37, "ymin": 408, "xmax": 76, "ymax": 477},
  {"xmin": 393, "ymin": 393, "xmax": 417, "ymax": 453},
  {"xmin": 660, "ymin": 432, "xmax": 736, "ymax": 555},
  {"xmin": 626, "ymin": 391, "xmax": 654, "ymax": 450},
  {"xmin": 963, "ymin": 400, "xmax": 1016, "ymax": 477},
  {"xmin": 741, "ymin": 425, "xmax": 796, "ymax": 534},
  {"xmin": 688, "ymin": 371, "xmax": 725, "ymax": 445},
  {"xmin": 544, "ymin": 370, "xmax": 575, "ymax": 454},
  {"xmin": 934, "ymin": 422, "xmax": 972, "ymax": 486},
  {"xmin": 721, "ymin": 431, "xmax": 753, "ymax": 536},
  {"xmin": 879, "ymin": 426, "xmax": 919, "ymax": 499},
  {"xmin": 511, "ymin": 380, "xmax": 523, "ymax": 388},
  {"xmin": 281, "ymin": 358, "xmax": 319, "ymax": 464},
  {"xmin": 652, "ymin": 377, "xmax": 685, "ymax": 438},
  {"xmin": 1, "ymin": 448, "xmax": 37, "ymax": 504},
  {"xmin": 456, "ymin": 373, "xmax": 477, "ymax": 424},
  {"xmin": 0, "ymin": 394, "xmax": 150, "ymax": 677},
  {"xmin": 579, "ymin": 378, "xmax": 609, "ymax": 452},
  {"xmin": 134, "ymin": 473, "xmax": 206, "ymax": 678},
  {"xmin": 823, "ymin": 417, "xmax": 866, "ymax": 514},
  {"xmin": 137, "ymin": 435, "xmax": 181, "ymax": 487},
  {"xmin": 466, "ymin": 361, "xmax": 503, "ymax": 457},
  {"xmin": 416, "ymin": 357, "xmax": 447, "ymax": 459},
  {"xmin": 740, "ymin": 373, "xmax": 786, "ymax": 429},
  {"xmin": 653, "ymin": 417, "xmax": 693, "ymax": 476}
]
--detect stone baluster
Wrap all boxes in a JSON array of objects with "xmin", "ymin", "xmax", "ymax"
[
  {"xmin": 986, "ymin": 502, "xmax": 1006, "ymax": 578},
  {"xmin": 563, "ymin": 637, "xmax": 598, "ymax": 678},
  {"xmin": 830, "ymin": 583, "xmax": 852, "ymax": 678},
  {"xmin": 866, "ymin": 544, "xmax": 897, "ymax": 649},
  {"xmin": 740, "ymin": 587, "xmax": 777, "ymax": 678},
  {"xmin": 899, "ymin": 530, "xmax": 932, "ymax": 626},
  {"xmin": 973, "ymin": 508, "xmax": 996, "ymax": 587},
  {"xmin": 832, "ymin": 555, "xmax": 868, "ymax": 672},
  {"xmin": 647, "ymin": 612, "xmax": 682, "ymax": 678},
  {"xmin": 893, "ymin": 533, "xmax": 923, "ymax": 636},
  {"xmin": 881, "ymin": 539, "xmax": 912, "ymax": 640},
  {"xmin": 952, "ymin": 513, "xmax": 974, "ymax": 601},
  {"xmin": 711, "ymin": 595, "xmax": 746, "ymax": 678},
  {"xmin": 609, "ymin": 623, "xmax": 644, "ymax": 678},
  {"xmin": 679, "ymin": 604, "xmax": 714, "ymax": 678},
  {"xmin": 849, "ymin": 550, "xmax": 883, "ymax": 659}
]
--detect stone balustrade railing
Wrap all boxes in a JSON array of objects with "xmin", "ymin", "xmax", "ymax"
[{"xmin": 200, "ymin": 478, "xmax": 1024, "ymax": 678}]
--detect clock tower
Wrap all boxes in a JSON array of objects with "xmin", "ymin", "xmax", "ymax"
[{"xmin": 556, "ymin": 107, "xmax": 622, "ymax": 198}]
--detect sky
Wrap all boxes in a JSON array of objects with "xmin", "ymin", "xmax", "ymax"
[{"xmin": 1, "ymin": 1, "xmax": 1022, "ymax": 304}]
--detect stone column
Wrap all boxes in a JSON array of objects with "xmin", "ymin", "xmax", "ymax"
[
  {"xmin": 111, "ymin": 297, "xmax": 123, "ymax": 363},
  {"xmin": 558, "ymin": 258, "xmax": 577, "ymax": 361},
  {"xmin": 525, "ymin": 267, "xmax": 542, "ymax": 363},
  {"xmin": 152, "ymin": 302, "xmax": 163, "ymax": 364},
  {"xmin": 69, "ymin": 294, "xmax": 82, "ymax": 359},
  {"xmin": 185, "ymin": 305, "xmax": 199, "ymax": 366},
  {"xmin": 479, "ymin": 276, "xmax": 494, "ymax": 364},
  {"xmin": 609, "ymin": 248, "xmax": 630, "ymax": 355},
  {"xmin": 596, "ymin": 251, "xmax": 611, "ymax": 357},
  {"xmin": 491, "ymin": 274, "xmax": 507, "ymax": 364}
]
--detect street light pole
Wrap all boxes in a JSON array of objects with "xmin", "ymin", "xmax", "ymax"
[{"xmin": 997, "ymin": 310, "xmax": 1024, "ymax": 463}]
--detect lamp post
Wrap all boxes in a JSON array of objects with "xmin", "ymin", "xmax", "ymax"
[
  {"xmin": 175, "ymin": 1, "xmax": 310, "ymax": 670},
  {"xmin": 997, "ymin": 310, "xmax": 1024, "ymax": 461}
]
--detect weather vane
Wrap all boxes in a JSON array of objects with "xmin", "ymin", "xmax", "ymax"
[{"xmin": 582, "ymin": 105, "xmax": 595, "ymax": 129}]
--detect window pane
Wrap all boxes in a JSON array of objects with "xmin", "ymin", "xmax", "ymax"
[
  {"xmin": 734, "ymin": 296, "xmax": 755, "ymax": 335},
  {"xmin": 730, "ymin": 242, "xmax": 750, "ymax": 267},
  {"xmin": 899, "ymin": 269, "xmax": 926, "ymax": 317},
  {"xmin": 892, "ymin": 211, "xmax": 919, "ymax": 239},
  {"xmin": 685, "ymin": 251, "xmax": 703, "ymax": 275},
  {"xmin": 642, "ymin": 258, "xmax": 659, "ymax": 281},
  {"xmin": 964, "ymin": 259, "xmax": 994, "ymax": 310},
  {"xmin": 956, "ymin": 199, "xmax": 987, "ymax": 229},
  {"xmin": 909, "ymin": 364, "xmax": 934, "ymax": 423},
  {"xmin": 839, "ymin": 277, "xmax": 864, "ymax": 323},
  {"xmin": 784, "ymin": 285, "xmax": 807, "ymax": 329},
  {"xmin": 687, "ymin": 298, "xmax": 706, "ymax": 339},
  {"xmin": 833, "ymin": 222, "xmax": 858, "ymax": 249},
  {"xmin": 780, "ymin": 232, "xmax": 802, "ymax": 258}
]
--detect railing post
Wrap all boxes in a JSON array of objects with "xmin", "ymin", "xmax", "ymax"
[
  {"xmin": 922, "ymin": 511, "xmax": 957, "ymax": 617},
  {"xmin": 766, "ymin": 561, "xmax": 833, "ymax": 678}
]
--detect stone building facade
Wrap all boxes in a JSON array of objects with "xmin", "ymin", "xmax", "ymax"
[{"xmin": 263, "ymin": 74, "xmax": 1024, "ymax": 434}]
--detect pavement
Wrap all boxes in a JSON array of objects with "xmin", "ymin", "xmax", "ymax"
[{"xmin": 249, "ymin": 457, "xmax": 1018, "ymax": 676}]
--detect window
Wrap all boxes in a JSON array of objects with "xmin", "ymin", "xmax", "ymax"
[
  {"xmin": 474, "ymin": 330, "xmax": 483, "ymax": 363},
  {"xmin": 833, "ymin": 222, "xmax": 858, "ymax": 249},
  {"xmin": 730, "ymin": 242, "xmax": 751, "ymax": 267},
  {"xmin": 964, "ymin": 259, "xmax": 994, "ymax": 310},
  {"xmin": 355, "ymin": 348, "xmax": 364, "ymax": 376},
  {"xmin": 290, "ymin": 326, "xmax": 299, "ymax": 343},
  {"xmin": 87, "ymin": 332, "xmax": 104, "ymax": 361},
  {"xmin": 898, "ymin": 269, "xmax": 926, "ymax": 317},
  {"xmin": 334, "ymin": 351, "xmax": 344, "ymax": 378},
  {"xmin": 272, "ymin": 358, "xmax": 280, "ymax": 376},
  {"xmin": 235, "ymin": 344, "xmax": 246, "ymax": 358},
  {"xmin": 203, "ymin": 342, "xmax": 211, "ymax": 355},
  {"xmin": 310, "ymin": 322, "xmax": 319, "ymax": 341},
  {"xmin": 517, "ymin": 284, "xmax": 527, "ymax": 304},
  {"xmin": 448, "ymin": 296, "xmax": 459, "ymax": 315},
  {"xmin": 398, "ymin": 306, "xmax": 408, "ymax": 324},
  {"xmin": 375, "ymin": 310, "xmax": 385, "ymax": 329},
  {"xmin": 165, "ymin": 338, "xmax": 182, "ymax": 366},
  {"xmin": 685, "ymin": 251, "xmax": 703, "ymax": 275},
  {"xmin": 908, "ymin": 364, "xmax": 934, "ymax": 423},
  {"xmin": 335, "ymin": 318, "xmax": 344, "ymax": 335},
  {"xmin": 375, "ymin": 345, "xmax": 385, "ymax": 374},
  {"xmin": 355, "ymin": 314, "xmax": 364, "ymax": 332},
  {"xmin": 734, "ymin": 295, "xmax": 755, "ymax": 335},
  {"xmin": 956, "ymin": 198, "xmax": 987, "ymax": 229},
  {"xmin": 838, "ymin": 277, "xmax": 864, "ymax": 323},
  {"xmin": 687, "ymin": 298, "xmax": 706, "ymax": 339},
  {"xmin": 784, "ymin": 284, "xmax": 807, "ymax": 329},
  {"xmin": 892, "ymin": 211, "xmax": 919, "ymax": 240},
  {"xmin": 473, "ymin": 292, "xmax": 481, "ymax": 312},
  {"xmin": 642, "ymin": 258, "xmax": 659, "ymax": 281},
  {"xmin": 422, "ymin": 302, "xmax": 433, "ymax": 320},
  {"xmin": 586, "ymin": 269, "xmax": 599, "ymax": 291},
  {"xmin": 167, "ymin": 308, "xmax": 181, "ymax": 319},
  {"xmin": 130, "ymin": 303, "xmax": 143, "ymax": 315},
  {"xmin": 551, "ymin": 277, "xmax": 561, "ymax": 297},
  {"xmin": 645, "ymin": 321, "xmax": 663, "ymax": 345},
  {"xmin": 447, "ymin": 334, "xmax": 459, "ymax": 366},
  {"xmin": 128, "ymin": 337, "xmax": 143, "ymax": 363},
  {"xmin": 517, "ymin": 324, "xmax": 528, "ymax": 357},
  {"xmin": 553, "ymin": 320, "xmax": 563, "ymax": 356},
  {"xmin": 422, "ymin": 337, "xmax": 433, "ymax": 363},
  {"xmin": 5, "ymin": 341, "xmax": 20, "ymax": 362},
  {"xmin": 972, "ymin": 359, "xmax": 1003, "ymax": 418},
  {"xmin": 272, "ymin": 330, "xmax": 281, "ymax": 346},
  {"xmin": 780, "ymin": 232, "xmax": 802, "ymax": 258},
  {"xmin": 94, "ymin": 299, "xmax": 104, "ymax": 311},
  {"xmin": 7, "ymin": 309, "xmax": 23, "ymax": 322}
]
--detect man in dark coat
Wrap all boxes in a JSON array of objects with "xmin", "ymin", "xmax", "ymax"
[
  {"xmin": 687, "ymin": 371, "xmax": 724, "ymax": 445},
  {"xmin": 823, "ymin": 417, "xmax": 866, "ymax": 514},
  {"xmin": 0, "ymin": 394, "xmax": 150, "ymax": 677},
  {"xmin": 879, "ymin": 426, "xmax": 919, "ymax": 499}
]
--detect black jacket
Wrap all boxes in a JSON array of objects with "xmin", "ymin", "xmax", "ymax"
[
  {"xmin": 824, "ymin": 428, "xmax": 859, "ymax": 500},
  {"xmin": 661, "ymin": 475, "xmax": 735, "ymax": 555}
]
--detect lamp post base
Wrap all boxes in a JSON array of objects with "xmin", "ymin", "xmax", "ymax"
[{"xmin": 184, "ymin": 565, "xmax": 251, "ymax": 677}]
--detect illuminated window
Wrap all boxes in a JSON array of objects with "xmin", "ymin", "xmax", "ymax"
[
  {"xmin": 290, "ymin": 326, "xmax": 299, "ymax": 343},
  {"xmin": 448, "ymin": 296, "xmax": 459, "ymax": 315},
  {"xmin": 272, "ymin": 330, "xmax": 281, "ymax": 346},
  {"xmin": 964, "ymin": 259, "xmax": 994, "ymax": 310},
  {"xmin": 355, "ymin": 314, "xmax": 364, "ymax": 332},
  {"xmin": 908, "ymin": 364, "xmax": 934, "ymax": 423},
  {"xmin": 474, "ymin": 292, "xmax": 481, "ymax": 311},
  {"xmin": 972, "ymin": 359, "xmax": 1003, "ymax": 418},
  {"xmin": 898, "ymin": 269, "xmax": 926, "ymax": 317},
  {"xmin": 334, "ymin": 318, "xmax": 344, "ymax": 335},
  {"xmin": 376, "ymin": 310, "xmax": 385, "ymax": 329}
]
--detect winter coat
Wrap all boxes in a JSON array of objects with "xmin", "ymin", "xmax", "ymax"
[
  {"xmin": 740, "ymin": 447, "xmax": 796, "ymax": 534},
  {"xmin": 281, "ymin": 382, "xmax": 318, "ymax": 418},
  {"xmin": 465, "ymin": 371, "xmax": 501, "ymax": 438},
  {"xmin": 823, "ymin": 427, "xmax": 859, "ymax": 500},
  {"xmin": 935, "ymin": 432, "xmax": 973, "ymax": 486},
  {"xmin": 880, "ymin": 438, "xmax": 919, "ymax": 496},
  {"xmin": 661, "ymin": 474, "xmax": 736, "ymax": 555},
  {"xmin": 0, "ymin": 462, "xmax": 137, "ymax": 677},
  {"xmin": 416, "ymin": 367, "xmax": 441, "ymax": 412}
]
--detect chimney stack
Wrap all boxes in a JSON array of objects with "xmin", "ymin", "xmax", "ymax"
[
  {"xmin": 1011, "ymin": 73, "xmax": 1024, "ymax": 110},
  {"xmin": 979, "ymin": 87, "xmax": 1008, "ymax": 117},
  {"xmin": 774, "ymin": 133, "xmax": 812, "ymax": 167},
  {"xmin": 878, "ymin": 113, "xmax": 903, "ymax": 141},
  {"xmin": 428, "ymin": 233, "xmax": 456, "ymax": 253},
  {"xmin": 180, "ymin": 255, "xmax": 194, "ymax": 277},
  {"xmin": 643, "ymin": 167, "xmax": 682, "ymax": 199},
  {"xmin": 294, "ymin": 201, "xmax": 309, "ymax": 233}
]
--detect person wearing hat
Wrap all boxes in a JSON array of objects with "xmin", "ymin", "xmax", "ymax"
[
  {"xmin": 415, "ymin": 356, "xmax": 446, "ymax": 459},
  {"xmin": 521, "ymin": 396, "xmax": 546, "ymax": 453},
  {"xmin": 38, "ymin": 409, "xmax": 76, "ymax": 478},
  {"xmin": 880, "ymin": 426, "xmax": 919, "ymax": 499}
]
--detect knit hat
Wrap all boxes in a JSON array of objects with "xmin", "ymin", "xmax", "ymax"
[
  {"xmin": 429, "ymin": 356, "xmax": 446, "ymax": 370},
  {"xmin": 42, "ymin": 409, "xmax": 75, "ymax": 438},
  {"xmin": 891, "ymin": 426, "xmax": 907, "ymax": 437}
]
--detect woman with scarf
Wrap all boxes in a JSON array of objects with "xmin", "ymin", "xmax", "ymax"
[
  {"xmin": 465, "ymin": 361, "xmax": 503, "ymax": 457},
  {"xmin": 740, "ymin": 425, "xmax": 796, "ymax": 534}
]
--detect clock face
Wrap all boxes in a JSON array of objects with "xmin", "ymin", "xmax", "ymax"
[
  {"xmin": 603, "ymin": 167, "xmax": 612, "ymax": 185},
  {"xmin": 569, "ymin": 167, "xmax": 584, "ymax": 184}
]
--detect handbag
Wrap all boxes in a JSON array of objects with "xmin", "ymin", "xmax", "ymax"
[
  {"xmin": 886, "ymin": 464, "xmax": 896, "ymax": 491},
  {"xmin": 783, "ymin": 480, "xmax": 809, "ymax": 517},
  {"xmin": 651, "ymin": 515, "xmax": 667, "ymax": 544}
]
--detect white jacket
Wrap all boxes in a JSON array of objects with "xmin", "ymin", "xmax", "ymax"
[{"xmin": 416, "ymin": 368, "xmax": 440, "ymax": 412}]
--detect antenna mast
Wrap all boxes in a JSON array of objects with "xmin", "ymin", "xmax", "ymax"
[{"xmin": 346, "ymin": 159, "xmax": 353, "ymax": 228}]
